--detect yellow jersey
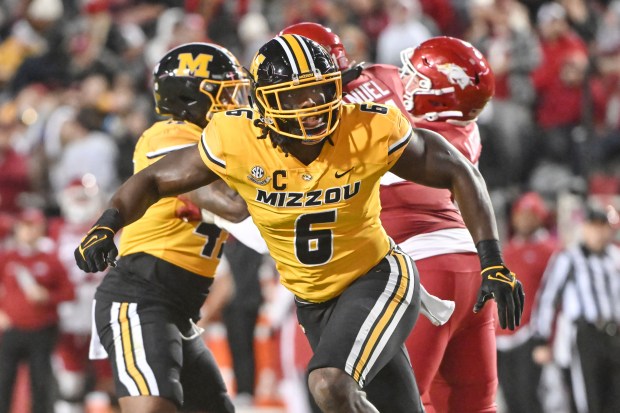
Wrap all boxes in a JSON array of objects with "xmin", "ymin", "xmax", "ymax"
[
  {"xmin": 120, "ymin": 119, "xmax": 227, "ymax": 277},
  {"xmin": 198, "ymin": 104, "xmax": 412, "ymax": 301}
]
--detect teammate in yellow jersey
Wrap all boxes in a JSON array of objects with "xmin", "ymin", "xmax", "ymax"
[
  {"xmin": 76, "ymin": 35, "xmax": 524, "ymax": 413},
  {"xmin": 82, "ymin": 42, "xmax": 250, "ymax": 413}
]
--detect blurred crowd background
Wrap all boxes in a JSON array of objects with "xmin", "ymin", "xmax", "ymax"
[
  {"xmin": 0, "ymin": 0, "xmax": 619, "ymax": 412},
  {"xmin": 1, "ymin": 0, "xmax": 620, "ymax": 238}
]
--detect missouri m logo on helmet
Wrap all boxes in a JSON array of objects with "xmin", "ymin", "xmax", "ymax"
[
  {"xmin": 176, "ymin": 53, "xmax": 214, "ymax": 77},
  {"xmin": 250, "ymin": 34, "xmax": 342, "ymax": 143}
]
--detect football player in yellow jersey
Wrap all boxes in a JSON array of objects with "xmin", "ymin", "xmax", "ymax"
[
  {"xmin": 76, "ymin": 35, "xmax": 524, "ymax": 413},
  {"xmin": 82, "ymin": 43, "xmax": 250, "ymax": 413}
]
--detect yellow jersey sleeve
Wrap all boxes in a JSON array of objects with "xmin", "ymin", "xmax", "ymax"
[
  {"xmin": 385, "ymin": 106, "xmax": 413, "ymax": 164},
  {"xmin": 120, "ymin": 119, "xmax": 228, "ymax": 277},
  {"xmin": 133, "ymin": 120, "xmax": 201, "ymax": 172},
  {"xmin": 197, "ymin": 112, "xmax": 230, "ymax": 178},
  {"xmin": 197, "ymin": 109, "xmax": 258, "ymax": 193}
]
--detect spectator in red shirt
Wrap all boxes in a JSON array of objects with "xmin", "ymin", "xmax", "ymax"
[
  {"xmin": 530, "ymin": 2, "xmax": 605, "ymax": 175},
  {"xmin": 0, "ymin": 208, "xmax": 74, "ymax": 413},
  {"xmin": 496, "ymin": 192, "xmax": 558, "ymax": 413},
  {"xmin": 531, "ymin": 3, "xmax": 588, "ymax": 129}
]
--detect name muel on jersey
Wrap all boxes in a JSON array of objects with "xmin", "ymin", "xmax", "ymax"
[{"xmin": 256, "ymin": 181, "xmax": 361, "ymax": 207}]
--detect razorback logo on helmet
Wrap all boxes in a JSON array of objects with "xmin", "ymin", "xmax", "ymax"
[
  {"xmin": 436, "ymin": 63, "xmax": 473, "ymax": 90},
  {"xmin": 176, "ymin": 53, "xmax": 213, "ymax": 77}
]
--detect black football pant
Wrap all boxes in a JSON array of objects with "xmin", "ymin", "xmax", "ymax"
[
  {"xmin": 574, "ymin": 320, "xmax": 620, "ymax": 413},
  {"xmin": 0, "ymin": 325, "xmax": 58, "ymax": 413},
  {"xmin": 497, "ymin": 338, "xmax": 543, "ymax": 413}
]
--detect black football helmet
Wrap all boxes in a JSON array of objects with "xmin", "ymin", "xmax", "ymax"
[
  {"xmin": 153, "ymin": 42, "xmax": 250, "ymax": 128},
  {"xmin": 249, "ymin": 34, "xmax": 342, "ymax": 143}
]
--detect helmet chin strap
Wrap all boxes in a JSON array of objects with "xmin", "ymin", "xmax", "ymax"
[
  {"xmin": 404, "ymin": 86, "xmax": 462, "ymax": 121},
  {"xmin": 404, "ymin": 96, "xmax": 461, "ymax": 119},
  {"xmin": 423, "ymin": 110, "xmax": 463, "ymax": 121},
  {"xmin": 403, "ymin": 85, "xmax": 455, "ymax": 113},
  {"xmin": 253, "ymin": 118, "xmax": 271, "ymax": 140},
  {"xmin": 301, "ymin": 136, "xmax": 327, "ymax": 145}
]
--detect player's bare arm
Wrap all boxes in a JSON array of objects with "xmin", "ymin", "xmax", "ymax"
[
  {"xmin": 113, "ymin": 145, "xmax": 218, "ymax": 226},
  {"xmin": 391, "ymin": 127, "xmax": 525, "ymax": 330},
  {"xmin": 184, "ymin": 180, "xmax": 249, "ymax": 223},
  {"xmin": 75, "ymin": 145, "xmax": 218, "ymax": 273}
]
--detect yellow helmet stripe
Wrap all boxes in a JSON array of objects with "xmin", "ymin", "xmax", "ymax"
[
  {"xmin": 286, "ymin": 34, "xmax": 313, "ymax": 74},
  {"xmin": 276, "ymin": 34, "xmax": 314, "ymax": 75}
]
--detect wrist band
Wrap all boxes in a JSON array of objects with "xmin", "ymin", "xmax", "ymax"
[
  {"xmin": 475, "ymin": 239, "xmax": 503, "ymax": 270},
  {"xmin": 93, "ymin": 208, "xmax": 124, "ymax": 234}
]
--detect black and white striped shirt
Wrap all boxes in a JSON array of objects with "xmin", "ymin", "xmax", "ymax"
[{"xmin": 532, "ymin": 243, "xmax": 620, "ymax": 339}]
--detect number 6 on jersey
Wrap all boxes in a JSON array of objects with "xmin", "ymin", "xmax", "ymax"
[{"xmin": 294, "ymin": 210, "xmax": 337, "ymax": 265}]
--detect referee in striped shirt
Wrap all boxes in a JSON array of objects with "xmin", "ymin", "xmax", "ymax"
[{"xmin": 531, "ymin": 206, "xmax": 620, "ymax": 413}]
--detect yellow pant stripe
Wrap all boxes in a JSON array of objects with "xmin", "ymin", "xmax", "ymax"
[
  {"xmin": 119, "ymin": 302, "xmax": 150, "ymax": 395},
  {"xmin": 352, "ymin": 253, "xmax": 410, "ymax": 381}
]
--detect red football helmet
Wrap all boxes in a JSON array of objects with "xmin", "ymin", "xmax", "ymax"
[
  {"xmin": 279, "ymin": 22, "xmax": 350, "ymax": 71},
  {"xmin": 400, "ymin": 36, "xmax": 495, "ymax": 121}
]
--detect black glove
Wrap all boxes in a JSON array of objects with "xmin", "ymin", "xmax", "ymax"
[
  {"xmin": 74, "ymin": 208, "xmax": 122, "ymax": 273},
  {"xmin": 473, "ymin": 240, "xmax": 525, "ymax": 330}
]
